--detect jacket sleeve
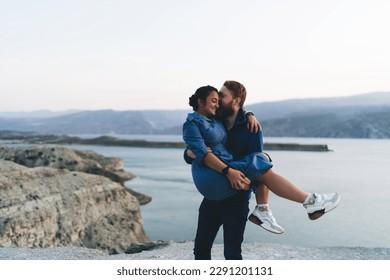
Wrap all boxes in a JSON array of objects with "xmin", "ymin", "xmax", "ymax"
[
  {"xmin": 182, "ymin": 120, "xmax": 209, "ymax": 165},
  {"xmin": 247, "ymin": 130, "xmax": 264, "ymax": 153}
]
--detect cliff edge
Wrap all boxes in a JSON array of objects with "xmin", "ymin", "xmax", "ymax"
[{"xmin": 0, "ymin": 146, "xmax": 151, "ymax": 254}]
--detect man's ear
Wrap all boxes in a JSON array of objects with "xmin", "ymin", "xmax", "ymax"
[{"xmin": 234, "ymin": 97, "xmax": 241, "ymax": 107}]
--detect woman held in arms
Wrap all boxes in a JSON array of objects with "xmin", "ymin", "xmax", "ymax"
[{"xmin": 183, "ymin": 85, "xmax": 341, "ymax": 226}]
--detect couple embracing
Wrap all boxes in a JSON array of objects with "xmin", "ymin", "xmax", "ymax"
[{"xmin": 182, "ymin": 81, "xmax": 341, "ymax": 260}]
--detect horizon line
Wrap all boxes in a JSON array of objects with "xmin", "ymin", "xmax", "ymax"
[{"xmin": 1, "ymin": 91, "xmax": 390, "ymax": 114}]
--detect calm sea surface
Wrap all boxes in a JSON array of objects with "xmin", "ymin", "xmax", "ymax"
[{"xmin": 68, "ymin": 136, "xmax": 390, "ymax": 248}]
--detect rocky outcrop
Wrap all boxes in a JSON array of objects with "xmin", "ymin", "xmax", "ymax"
[
  {"xmin": 0, "ymin": 145, "xmax": 135, "ymax": 183},
  {"xmin": 0, "ymin": 160, "xmax": 150, "ymax": 254},
  {"xmin": 0, "ymin": 145, "xmax": 152, "ymax": 204}
]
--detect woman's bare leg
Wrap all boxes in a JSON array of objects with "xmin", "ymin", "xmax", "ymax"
[
  {"xmin": 257, "ymin": 169, "xmax": 308, "ymax": 203},
  {"xmin": 255, "ymin": 183, "xmax": 269, "ymax": 204},
  {"xmin": 254, "ymin": 169, "xmax": 341, "ymax": 221},
  {"xmin": 250, "ymin": 181, "xmax": 285, "ymax": 234}
]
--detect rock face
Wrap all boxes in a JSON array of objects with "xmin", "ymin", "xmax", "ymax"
[
  {"xmin": 0, "ymin": 150, "xmax": 150, "ymax": 254},
  {"xmin": 0, "ymin": 145, "xmax": 135, "ymax": 184},
  {"xmin": 0, "ymin": 145, "xmax": 152, "ymax": 204}
]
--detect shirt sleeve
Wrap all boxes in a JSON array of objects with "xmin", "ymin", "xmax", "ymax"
[
  {"xmin": 247, "ymin": 130, "xmax": 264, "ymax": 153},
  {"xmin": 182, "ymin": 120, "xmax": 209, "ymax": 165}
]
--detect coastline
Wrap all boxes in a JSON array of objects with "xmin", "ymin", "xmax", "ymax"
[
  {"xmin": 1, "ymin": 241, "xmax": 390, "ymax": 260},
  {"xmin": 3, "ymin": 135, "xmax": 387, "ymax": 260},
  {"xmin": 0, "ymin": 133, "xmax": 331, "ymax": 152}
]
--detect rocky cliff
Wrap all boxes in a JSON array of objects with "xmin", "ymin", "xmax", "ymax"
[
  {"xmin": 0, "ymin": 145, "xmax": 134, "ymax": 183},
  {"xmin": 0, "ymin": 146, "xmax": 151, "ymax": 254},
  {"xmin": 0, "ymin": 145, "xmax": 151, "ymax": 204}
]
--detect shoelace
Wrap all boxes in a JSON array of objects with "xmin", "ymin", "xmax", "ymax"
[
  {"xmin": 314, "ymin": 193, "xmax": 324, "ymax": 202},
  {"xmin": 265, "ymin": 210, "xmax": 276, "ymax": 222}
]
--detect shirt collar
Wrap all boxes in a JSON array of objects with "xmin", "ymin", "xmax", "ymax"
[
  {"xmin": 187, "ymin": 112, "xmax": 214, "ymax": 122},
  {"xmin": 232, "ymin": 108, "xmax": 247, "ymax": 127}
]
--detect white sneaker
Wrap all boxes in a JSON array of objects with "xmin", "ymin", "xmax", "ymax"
[
  {"xmin": 304, "ymin": 192, "xmax": 341, "ymax": 220},
  {"xmin": 248, "ymin": 206, "xmax": 285, "ymax": 234}
]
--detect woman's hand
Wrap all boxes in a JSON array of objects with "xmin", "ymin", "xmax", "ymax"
[{"xmin": 225, "ymin": 168, "xmax": 251, "ymax": 190}]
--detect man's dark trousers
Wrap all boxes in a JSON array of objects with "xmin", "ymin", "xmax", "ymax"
[{"xmin": 193, "ymin": 191, "xmax": 250, "ymax": 260}]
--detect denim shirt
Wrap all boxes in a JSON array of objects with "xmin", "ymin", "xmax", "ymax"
[
  {"xmin": 182, "ymin": 112, "xmax": 237, "ymax": 200},
  {"xmin": 182, "ymin": 113, "xmax": 234, "ymax": 166},
  {"xmin": 182, "ymin": 110, "xmax": 267, "ymax": 200},
  {"xmin": 183, "ymin": 109, "xmax": 264, "ymax": 163}
]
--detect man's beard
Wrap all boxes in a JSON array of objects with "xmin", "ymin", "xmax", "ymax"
[{"xmin": 219, "ymin": 101, "xmax": 235, "ymax": 118}]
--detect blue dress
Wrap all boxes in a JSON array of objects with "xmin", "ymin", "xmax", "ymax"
[{"xmin": 183, "ymin": 112, "xmax": 273, "ymax": 200}]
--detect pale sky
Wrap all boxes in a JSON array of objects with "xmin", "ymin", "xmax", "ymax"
[{"xmin": 1, "ymin": 0, "xmax": 389, "ymax": 111}]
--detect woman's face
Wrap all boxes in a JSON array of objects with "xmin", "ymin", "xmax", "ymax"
[{"xmin": 198, "ymin": 90, "xmax": 219, "ymax": 118}]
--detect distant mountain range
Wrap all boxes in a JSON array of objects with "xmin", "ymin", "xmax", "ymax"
[
  {"xmin": 1, "ymin": 91, "xmax": 390, "ymax": 139},
  {"xmin": 247, "ymin": 91, "xmax": 390, "ymax": 138}
]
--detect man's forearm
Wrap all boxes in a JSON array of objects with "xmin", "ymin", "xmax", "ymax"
[{"xmin": 202, "ymin": 153, "xmax": 228, "ymax": 173}]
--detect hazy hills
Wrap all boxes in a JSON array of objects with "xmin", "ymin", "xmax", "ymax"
[
  {"xmin": 247, "ymin": 92, "xmax": 390, "ymax": 138},
  {"xmin": 1, "ymin": 91, "xmax": 390, "ymax": 139}
]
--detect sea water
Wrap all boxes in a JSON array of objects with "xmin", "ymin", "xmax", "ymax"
[{"xmin": 68, "ymin": 137, "xmax": 390, "ymax": 248}]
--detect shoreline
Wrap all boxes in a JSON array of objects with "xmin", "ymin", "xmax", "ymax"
[{"xmin": 0, "ymin": 133, "xmax": 331, "ymax": 152}]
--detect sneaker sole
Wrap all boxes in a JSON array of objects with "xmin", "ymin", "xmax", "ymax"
[
  {"xmin": 248, "ymin": 214, "xmax": 284, "ymax": 234},
  {"xmin": 308, "ymin": 195, "xmax": 341, "ymax": 220},
  {"xmin": 308, "ymin": 210, "xmax": 325, "ymax": 220}
]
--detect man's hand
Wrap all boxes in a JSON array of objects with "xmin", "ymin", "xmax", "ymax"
[
  {"xmin": 186, "ymin": 149, "xmax": 196, "ymax": 159},
  {"xmin": 225, "ymin": 168, "xmax": 251, "ymax": 190},
  {"xmin": 247, "ymin": 114, "xmax": 262, "ymax": 133}
]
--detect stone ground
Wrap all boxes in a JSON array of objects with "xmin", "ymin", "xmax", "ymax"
[{"xmin": 1, "ymin": 241, "xmax": 390, "ymax": 260}]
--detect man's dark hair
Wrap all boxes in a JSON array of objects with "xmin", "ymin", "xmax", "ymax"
[{"xmin": 223, "ymin": 80, "xmax": 247, "ymax": 107}]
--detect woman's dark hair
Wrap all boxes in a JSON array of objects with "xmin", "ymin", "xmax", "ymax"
[{"xmin": 189, "ymin": 85, "xmax": 218, "ymax": 111}]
